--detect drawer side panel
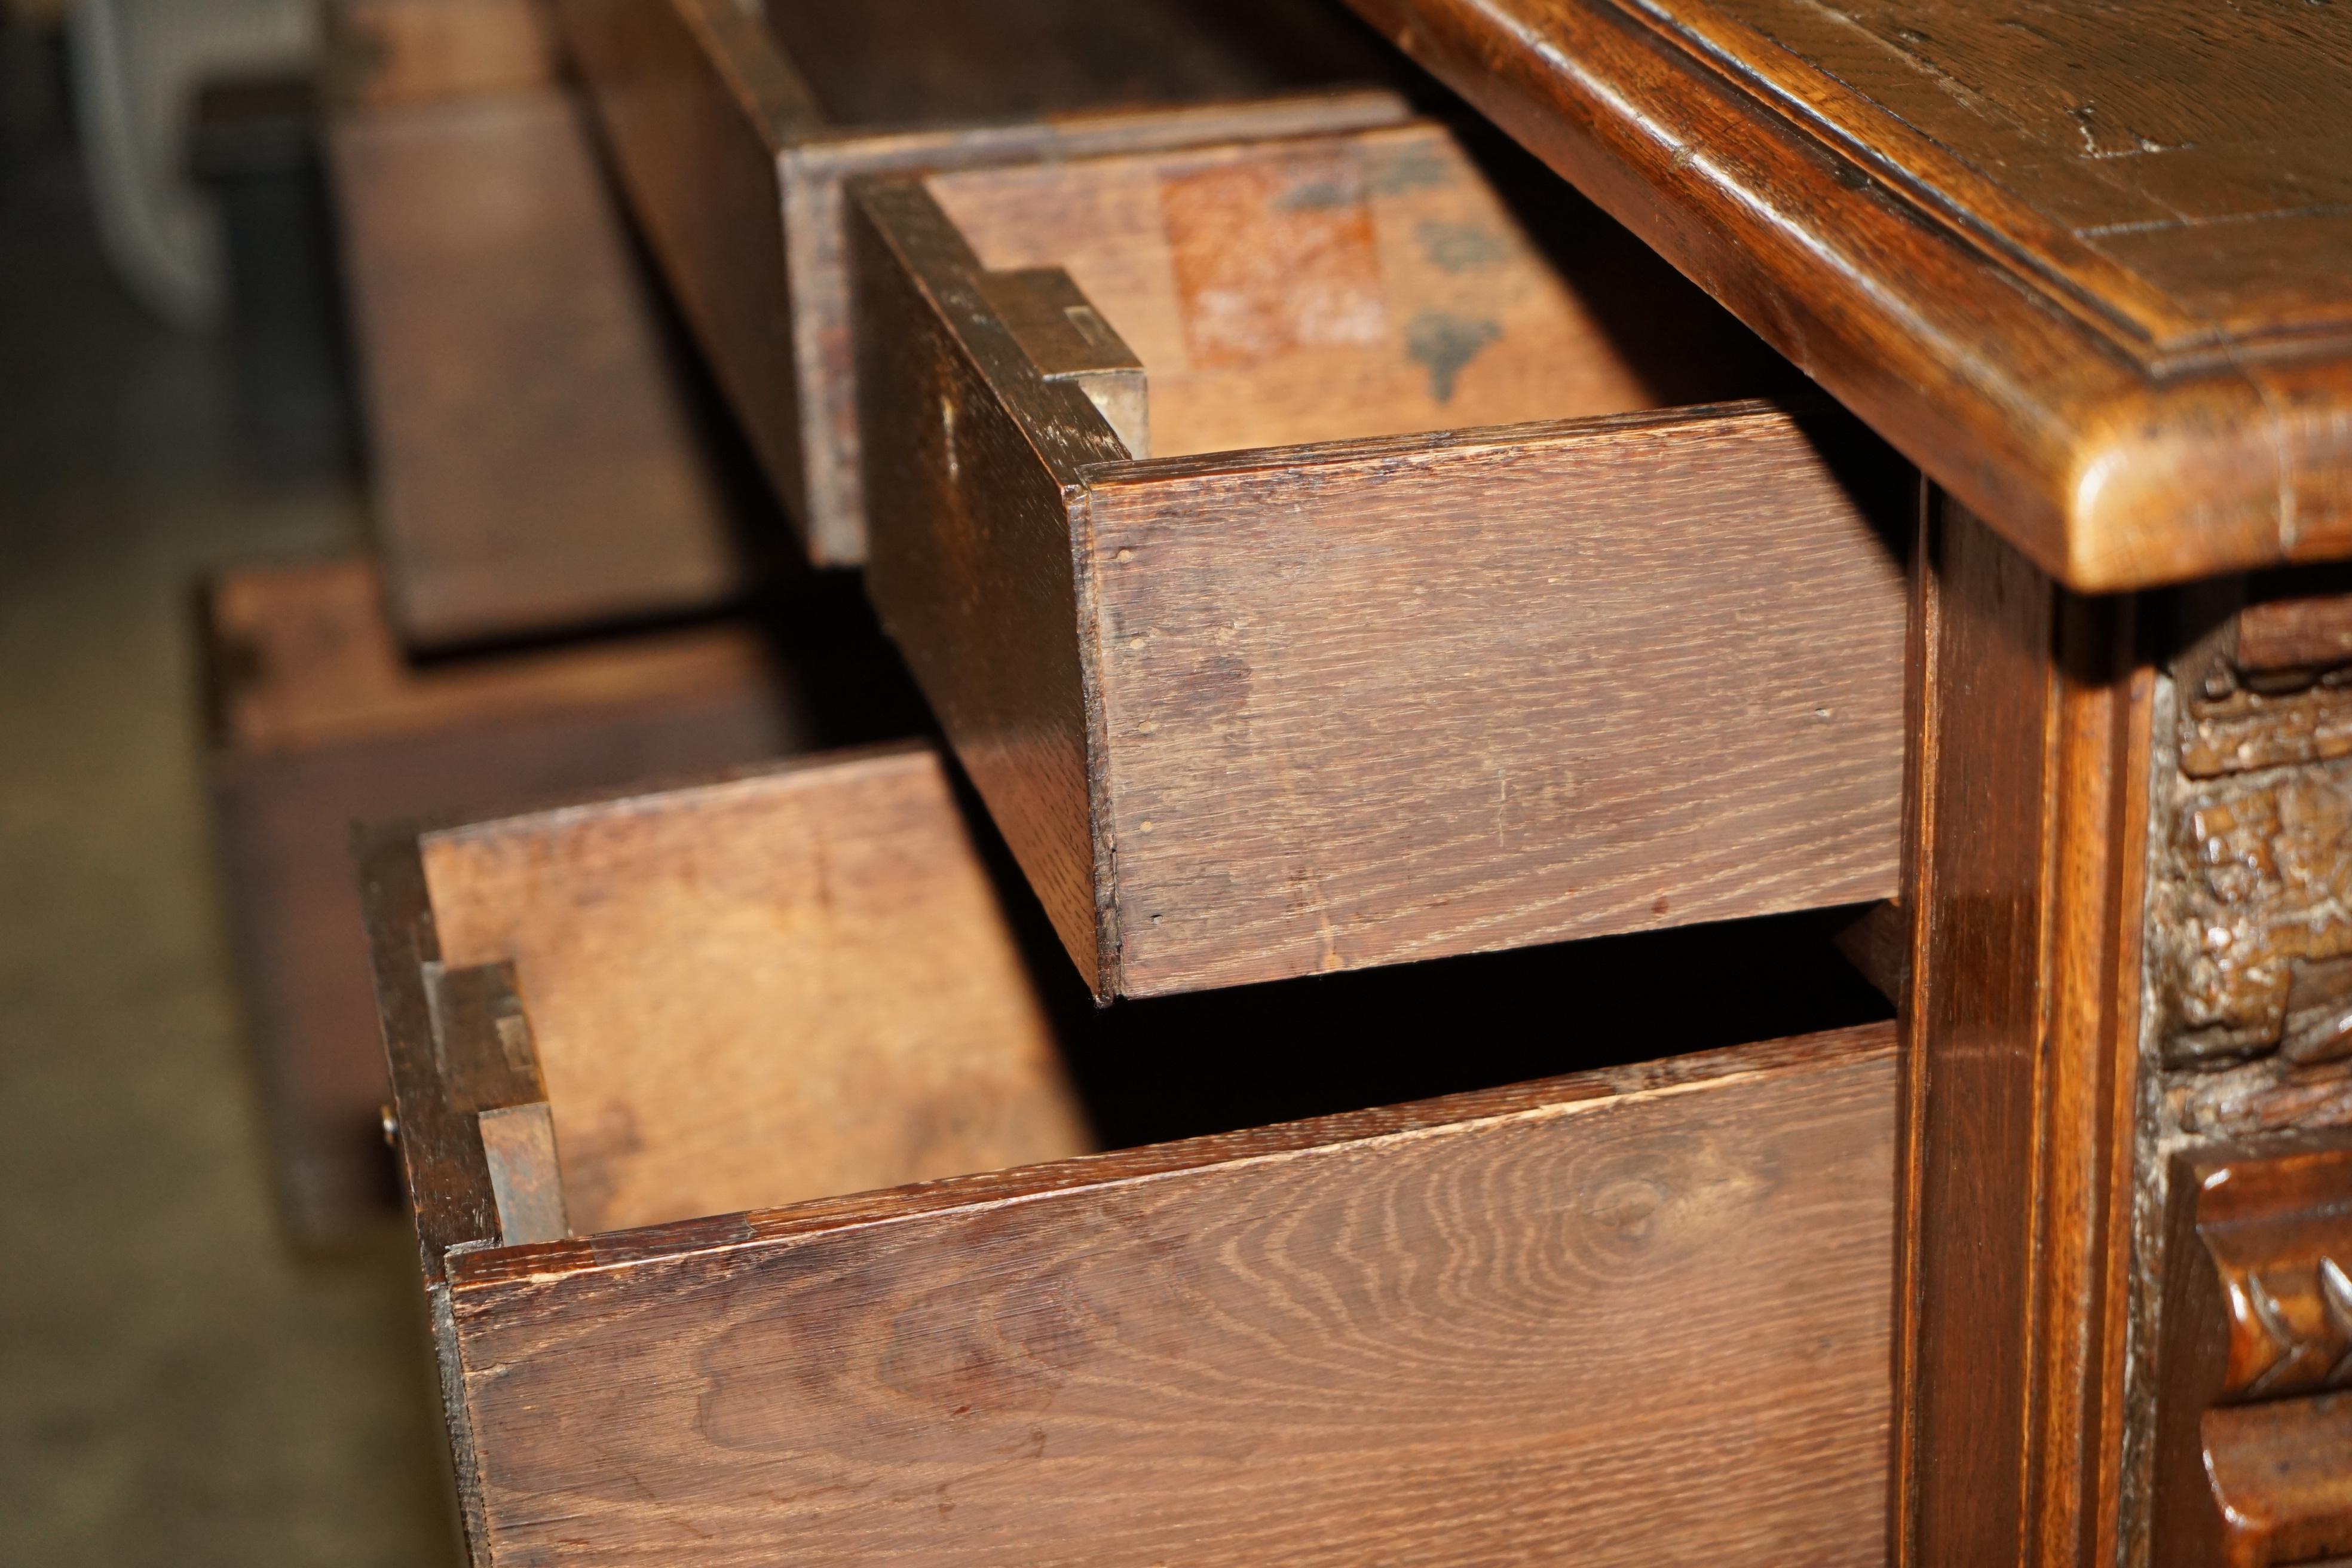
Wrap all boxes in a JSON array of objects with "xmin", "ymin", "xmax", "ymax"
[{"xmin": 853, "ymin": 181, "xmax": 1130, "ymax": 987}]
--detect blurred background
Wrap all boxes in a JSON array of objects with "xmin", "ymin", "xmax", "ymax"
[
  {"xmin": 3, "ymin": 0, "xmax": 960, "ymax": 1549},
  {"xmin": 0, "ymin": 2, "xmax": 463, "ymax": 1564}
]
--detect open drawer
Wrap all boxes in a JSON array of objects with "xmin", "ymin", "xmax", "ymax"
[
  {"xmin": 552, "ymin": 0, "xmax": 1410, "ymax": 563},
  {"xmin": 850, "ymin": 120, "xmax": 1913, "ymax": 999},
  {"xmin": 367, "ymin": 742, "xmax": 1897, "ymax": 1566},
  {"xmin": 329, "ymin": 82, "xmax": 751, "ymax": 647}
]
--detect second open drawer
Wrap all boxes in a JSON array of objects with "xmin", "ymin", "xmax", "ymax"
[
  {"xmin": 368, "ymin": 742, "xmax": 1895, "ymax": 1567},
  {"xmin": 852, "ymin": 118, "xmax": 1912, "ymax": 998}
]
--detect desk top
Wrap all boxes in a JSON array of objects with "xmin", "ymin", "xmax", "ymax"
[{"xmin": 1348, "ymin": 0, "xmax": 2352, "ymax": 590}]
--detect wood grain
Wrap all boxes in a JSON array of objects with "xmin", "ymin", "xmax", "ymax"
[
  {"xmin": 774, "ymin": 96, "xmax": 1412, "ymax": 563},
  {"xmin": 369, "ymin": 740, "xmax": 1897, "ymax": 1562},
  {"xmin": 1339, "ymin": 0, "xmax": 2352, "ymax": 591},
  {"xmin": 204, "ymin": 556, "xmax": 812, "ymax": 1242},
  {"xmin": 330, "ymin": 88, "xmax": 746, "ymax": 647},
  {"xmin": 855, "ymin": 125, "xmax": 1909, "ymax": 997},
  {"xmin": 440, "ymin": 1024, "xmax": 1898, "ymax": 1568},
  {"xmin": 418, "ymin": 746, "xmax": 1092, "ymax": 1235},
  {"xmin": 555, "ymin": 0, "xmax": 1410, "ymax": 562},
  {"xmin": 1088, "ymin": 405, "xmax": 1909, "ymax": 996},
  {"xmin": 1892, "ymin": 495, "xmax": 2155, "ymax": 1567},
  {"xmin": 853, "ymin": 178, "xmax": 1125, "ymax": 985}
]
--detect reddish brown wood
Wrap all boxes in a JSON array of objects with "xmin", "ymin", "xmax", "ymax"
[
  {"xmin": 2155, "ymin": 1136, "xmax": 2352, "ymax": 1568},
  {"xmin": 1338, "ymin": 0, "xmax": 2352, "ymax": 592},
  {"xmin": 2201, "ymin": 1396, "xmax": 2352, "ymax": 1568},
  {"xmin": 204, "ymin": 556, "xmax": 813, "ymax": 1241},
  {"xmin": 2236, "ymin": 593, "xmax": 2352, "ymax": 678},
  {"xmin": 854, "ymin": 123, "xmax": 1907, "ymax": 997},
  {"xmin": 329, "ymin": 87, "xmax": 748, "ymax": 647},
  {"xmin": 1892, "ymin": 494, "xmax": 2155, "ymax": 1567}
]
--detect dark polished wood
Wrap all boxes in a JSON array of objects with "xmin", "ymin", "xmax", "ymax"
[
  {"xmin": 1894, "ymin": 519, "xmax": 2352, "ymax": 1566},
  {"xmin": 2156, "ymin": 1135, "xmax": 2352, "ymax": 1568},
  {"xmin": 1340, "ymin": 0, "xmax": 2352, "ymax": 592},
  {"xmin": 1892, "ymin": 495, "xmax": 2156, "ymax": 1567}
]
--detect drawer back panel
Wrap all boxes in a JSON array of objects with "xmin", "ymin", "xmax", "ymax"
[{"xmin": 419, "ymin": 748, "xmax": 1090, "ymax": 1234}]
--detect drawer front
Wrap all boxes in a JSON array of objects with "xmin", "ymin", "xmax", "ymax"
[
  {"xmin": 443, "ymin": 1030, "xmax": 1894, "ymax": 1568},
  {"xmin": 330, "ymin": 88, "xmax": 747, "ymax": 647},
  {"xmin": 367, "ymin": 748, "xmax": 1897, "ymax": 1566},
  {"xmin": 852, "ymin": 125, "xmax": 1911, "ymax": 999},
  {"xmin": 556, "ymin": 0, "xmax": 1408, "ymax": 564}
]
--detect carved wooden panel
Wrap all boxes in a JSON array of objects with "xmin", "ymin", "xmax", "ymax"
[
  {"xmin": 2155, "ymin": 1136, "xmax": 2352, "ymax": 1567},
  {"xmin": 2154, "ymin": 593, "xmax": 2352, "ymax": 1132},
  {"xmin": 2143, "ymin": 583, "xmax": 2352, "ymax": 1566}
]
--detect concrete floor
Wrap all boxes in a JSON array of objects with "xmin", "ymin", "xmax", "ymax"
[{"xmin": 0, "ymin": 140, "xmax": 458, "ymax": 1565}]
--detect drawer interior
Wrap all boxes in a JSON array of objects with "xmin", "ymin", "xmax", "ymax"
[
  {"xmin": 392, "ymin": 745, "xmax": 1888, "ymax": 1238},
  {"xmin": 909, "ymin": 118, "xmax": 1799, "ymax": 461},
  {"xmin": 762, "ymin": 0, "xmax": 1394, "ymax": 128}
]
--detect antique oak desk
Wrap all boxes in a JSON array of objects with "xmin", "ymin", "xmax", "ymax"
[
  {"xmin": 1337, "ymin": 0, "xmax": 2352, "ymax": 1563},
  {"xmin": 362, "ymin": 1, "xmax": 2351, "ymax": 1565}
]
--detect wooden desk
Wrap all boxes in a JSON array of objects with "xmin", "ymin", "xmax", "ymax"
[{"xmin": 1339, "ymin": 1, "xmax": 2352, "ymax": 1561}]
